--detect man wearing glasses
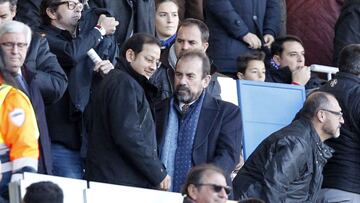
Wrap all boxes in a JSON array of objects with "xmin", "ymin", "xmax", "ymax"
[
  {"xmin": 182, "ymin": 164, "xmax": 230, "ymax": 203},
  {"xmin": 39, "ymin": 0, "xmax": 118, "ymax": 179},
  {"xmin": 233, "ymin": 91, "xmax": 344, "ymax": 202},
  {"xmin": 317, "ymin": 44, "xmax": 360, "ymax": 202}
]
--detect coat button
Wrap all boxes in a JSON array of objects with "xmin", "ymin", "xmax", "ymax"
[
  {"xmin": 253, "ymin": 15, "xmax": 258, "ymax": 20},
  {"xmin": 235, "ymin": 20, "xmax": 241, "ymax": 26}
]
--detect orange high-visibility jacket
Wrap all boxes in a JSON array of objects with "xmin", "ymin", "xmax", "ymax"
[{"xmin": 0, "ymin": 84, "xmax": 39, "ymax": 181}]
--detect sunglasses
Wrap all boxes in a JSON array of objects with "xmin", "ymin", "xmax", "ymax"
[{"xmin": 195, "ymin": 183, "xmax": 232, "ymax": 194}]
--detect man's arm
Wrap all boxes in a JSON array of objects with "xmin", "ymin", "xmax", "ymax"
[
  {"xmin": 211, "ymin": 104, "xmax": 242, "ymax": 175},
  {"xmin": 261, "ymin": 137, "xmax": 308, "ymax": 202},
  {"xmin": 25, "ymin": 34, "xmax": 68, "ymax": 104}
]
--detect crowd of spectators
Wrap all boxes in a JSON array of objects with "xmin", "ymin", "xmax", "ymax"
[{"xmin": 0, "ymin": 0, "xmax": 359, "ymax": 202}]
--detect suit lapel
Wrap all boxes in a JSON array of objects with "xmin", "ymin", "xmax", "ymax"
[{"xmin": 193, "ymin": 94, "xmax": 219, "ymax": 150}]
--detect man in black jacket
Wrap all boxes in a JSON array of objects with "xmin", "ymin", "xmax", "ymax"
[
  {"xmin": 85, "ymin": 33, "xmax": 170, "ymax": 190},
  {"xmin": 39, "ymin": 0, "xmax": 118, "ymax": 179},
  {"xmin": 317, "ymin": 44, "xmax": 360, "ymax": 202},
  {"xmin": 0, "ymin": 0, "xmax": 68, "ymax": 175},
  {"xmin": 233, "ymin": 91, "xmax": 344, "ymax": 202}
]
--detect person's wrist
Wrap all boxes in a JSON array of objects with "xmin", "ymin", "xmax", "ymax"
[
  {"xmin": 95, "ymin": 24, "xmax": 106, "ymax": 36},
  {"xmin": 292, "ymin": 81, "xmax": 301, "ymax": 85}
]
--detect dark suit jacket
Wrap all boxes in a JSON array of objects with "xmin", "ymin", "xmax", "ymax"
[{"xmin": 155, "ymin": 92, "xmax": 242, "ymax": 178}]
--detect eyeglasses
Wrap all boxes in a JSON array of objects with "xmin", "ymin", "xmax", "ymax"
[
  {"xmin": 52, "ymin": 1, "xmax": 83, "ymax": 10},
  {"xmin": 0, "ymin": 42, "xmax": 28, "ymax": 50},
  {"xmin": 320, "ymin": 109, "xmax": 343, "ymax": 118},
  {"xmin": 195, "ymin": 183, "xmax": 232, "ymax": 195},
  {"xmin": 144, "ymin": 55, "xmax": 161, "ymax": 68}
]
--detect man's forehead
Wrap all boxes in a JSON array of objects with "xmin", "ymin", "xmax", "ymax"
[
  {"xmin": 0, "ymin": 32, "xmax": 26, "ymax": 41},
  {"xmin": 283, "ymin": 41, "xmax": 304, "ymax": 52},
  {"xmin": 177, "ymin": 25, "xmax": 202, "ymax": 40}
]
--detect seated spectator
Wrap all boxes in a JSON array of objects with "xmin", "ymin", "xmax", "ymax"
[
  {"xmin": 267, "ymin": 35, "xmax": 324, "ymax": 89},
  {"xmin": 182, "ymin": 164, "xmax": 230, "ymax": 203},
  {"xmin": 236, "ymin": 51, "xmax": 266, "ymax": 82},
  {"xmin": 23, "ymin": 181, "xmax": 63, "ymax": 203},
  {"xmin": 233, "ymin": 91, "xmax": 343, "ymax": 202}
]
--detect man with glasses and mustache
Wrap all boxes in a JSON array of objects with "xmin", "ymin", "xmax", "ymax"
[
  {"xmin": 39, "ymin": 0, "xmax": 118, "ymax": 179},
  {"xmin": 233, "ymin": 91, "xmax": 344, "ymax": 202},
  {"xmin": 154, "ymin": 51, "xmax": 242, "ymax": 194},
  {"xmin": 182, "ymin": 164, "xmax": 230, "ymax": 203},
  {"xmin": 316, "ymin": 44, "xmax": 360, "ymax": 202}
]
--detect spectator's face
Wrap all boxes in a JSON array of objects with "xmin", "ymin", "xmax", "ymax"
[
  {"xmin": 174, "ymin": 56, "xmax": 210, "ymax": 104},
  {"xmin": 321, "ymin": 96, "xmax": 344, "ymax": 139},
  {"xmin": 48, "ymin": 0, "xmax": 83, "ymax": 32},
  {"xmin": 274, "ymin": 41, "xmax": 305, "ymax": 72},
  {"xmin": 126, "ymin": 43, "xmax": 161, "ymax": 79},
  {"xmin": 175, "ymin": 25, "xmax": 208, "ymax": 58},
  {"xmin": 155, "ymin": 1, "xmax": 179, "ymax": 40},
  {"xmin": 237, "ymin": 59, "xmax": 266, "ymax": 82},
  {"xmin": 188, "ymin": 172, "xmax": 228, "ymax": 203},
  {"xmin": 0, "ymin": 2, "xmax": 16, "ymax": 25},
  {"xmin": 0, "ymin": 32, "xmax": 28, "ymax": 74}
]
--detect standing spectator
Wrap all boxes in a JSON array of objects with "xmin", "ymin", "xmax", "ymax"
[
  {"xmin": 333, "ymin": 0, "xmax": 360, "ymax": 65},
  {"xmin": 204, "ymin": 0, "xmax": 281, "ymax": 75},
  {"xmin": 0, "ymin": 50, "xmax": 39, "ymax": 201},
  {"xmin": 0, "ymin": 0, "xmax": 68, "ymax": 175},
  {"xmin": 317, "ymin": 44, "xmax": 360, "ymax": 202},
  {"xmin": 88, "ymin": 0, "xmax": 155, "ymax": 47},
  {"xmin": 155, "ymin": 51, "xmax": 242, "ymax": 192},
  {"xmin": 86, "ymin": 33, "xmax": 171, "ymax": 190},
  {"xmin": 287, "ymin": 0, "xmax": 344, "ymax": 66},
  {"xmin": 182, "ymin": 164, "xmax": 230, "ymax": 203},
  {"xmin": 233, "ymin": 91, "xmax": 343, "ymax": 202},
  {"xmin": 150, "ymin": 18, "xmax": 221, "ymax": 103},
  {"xmin": 39, "ymin": 0, "xmax": 118, "ymax": 179}
]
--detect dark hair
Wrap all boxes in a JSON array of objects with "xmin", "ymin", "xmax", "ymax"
[
  {"xmin": 155, "ymin": 0, "xmax": 179, "ymax": 11},
  {"xmin": 238, "ymin": 198, "xmax": 265, "ymax": 203},
  {"xmin": 181, "ymin": 164, "xmax": 226, "ymax": 196},
  {"xmin": 23, "ymin": 181, "xmax": 63, "ymax": 203},
  {"xmin": 237, "ymin": 50, "xmax": 266, "ymax": 74},
  {"xmin": 178, "ymin": 18, "xmax": 209, "ymax": 43},
  {"xmin": 338, "ymin": 44, "xmax": 360, "ymax": 75},
  {"xmin": 176, "ymin": 50, "xmax": 211, "ymax": 78},
  {"xmin": 271, "ymin": 35, "xmax": 303, "ymax": 56},
  {"xmin": 0, "ymin": 0, "xmax": 17, "ymax": 11},
  {"xmin": 120, "ymin": 33, "xmax": 161, "ymax": 58},
  {"xmin": 295, "ymin": 91, "xmax": 335, "ymax": 120},
  {"xmin": 40, "ymin": 0, "xmax": 63, "ymax": 25}
]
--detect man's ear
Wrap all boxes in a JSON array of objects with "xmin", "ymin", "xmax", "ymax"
[
  {"xmin": 237, "ymin": 72, "xmax": 245, "ymax": 80},
  {"xmin": 46, "ymin": 8, "xmax": 57, "ymax": 20},
  {"xmin": 273, "ymin": 55, "xmax": 281, "ymax": 65},
  {"xmin": 10, "ymin": 6, "xmax": 16, "ymax": 19},
  {"xmin": 203, "ymin": 42, "xmax": 209, "ymax": 52},
  {"xmin": 202, "ymin": 74, "xmax": 211, "ymax": 88},
  {"xmin": 316, "ymin": 110, "xmax": 326, "ymax": 123},
  {"xmin": 187, "ymin": 184, "xmax": 198, "ymax": 201},
  {"xmin": 125, "ymin": 49, "xmax": 135, "ymax": 63}
]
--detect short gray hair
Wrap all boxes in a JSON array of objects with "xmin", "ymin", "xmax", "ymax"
[{"xmin": 0, "ymin": 20, "xmax": 32, "ymax": 45}]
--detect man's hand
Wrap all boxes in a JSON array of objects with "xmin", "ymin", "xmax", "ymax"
[
  {"xmin": 263, "ymin": 34, "xmax": 275, "ymax": 48},
  {"xmin": 97, "ymin": 14, "xmax": 119, "ymax": 35},
  {"xmin": 292, "ymin": 66, "xmax": 311, "ymax": 85},
  {"xmin": 242, "ymin": 32, "xmax": 262, "ymax": 49},
  {"xmin": 159, "ymin": 175, "xmax": 171, "ymax": 191},
  {"xmin": 94, "ymin": 60, "xmax": 114, "ymax": 77}
]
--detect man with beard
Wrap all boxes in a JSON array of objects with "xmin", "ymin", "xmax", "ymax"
[
  {"xmin": 39, "ymin": 0, "xmax": 118, "ymax": 179},
  {"xmin": 233, "ymin": 91, "xmax": 344, "ymax": 202},
  {"xmin": 155, "ymin": 51, "xmax": 242, "ymax": 193}
]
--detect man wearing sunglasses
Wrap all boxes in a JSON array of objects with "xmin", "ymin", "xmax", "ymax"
[
  {"xmin": 38, "ymin": 0, "xmax": 118, "ymax": 179},
  {"xmin": 182, "ymin": 164, "xmax": 230, "ymax": 203},
  {"xmin": 316, "ymin": 44, "xmax": 360, "ymax": 202},
  {"xmin": 233, "ymin": 91, "xmax": 344, "ymax": 202}
]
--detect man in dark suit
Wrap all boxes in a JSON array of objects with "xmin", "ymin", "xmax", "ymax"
[{"xmin": 155, "ymin": 51, "xmax": 242, "ymax": 193}]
